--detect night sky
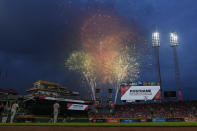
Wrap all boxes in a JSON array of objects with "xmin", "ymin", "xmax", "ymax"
[{"xmin": 0, "ymin": 0, "xmax": 197, "ymax": 100}]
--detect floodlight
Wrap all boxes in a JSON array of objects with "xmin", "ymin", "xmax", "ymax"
[
  {"xmin": 152, "ymin": 32, "xmax": 160, "ymax": 47},
  {"xmin": 170, "ymin": 32, "xmax": 179, "ymax": 46},
  {"xmin": 152, "ymin": 31, "xmax": 162, "ymax": 100}
]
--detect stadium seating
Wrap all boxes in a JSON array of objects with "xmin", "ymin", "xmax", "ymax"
[{"xmin": 89, "ymin": 101, "xmax": 197, "ymax": 119}]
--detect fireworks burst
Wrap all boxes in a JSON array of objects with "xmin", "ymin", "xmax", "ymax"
[
  {"xmin": 80, "ymin": 12, "xmax": 140, "ymax": 84},
  {"xmin": 65, "ymin": 11, "xmax": 150, "ymax": 103},
  {"xmin": 111, "ymin": 47, "xmax": 139, "ymax": 103},
  {"xmin": 65, "ymin": 51, "xmax": 97, "ymax": 100}
]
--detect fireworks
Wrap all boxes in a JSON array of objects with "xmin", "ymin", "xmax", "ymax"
[
  {"xmin": 80, "ymin": 12, "xmax": 139, "ymax": 84},
  {"xmin": 65, "ymin": 51, "xmax": 97, "ymax": 100},
  {"xmin": 111, "ymin": 47, "xmax": 139, "ymax": 103},
  {"xmin": 65, "ymin": 11, "xmax": 149, "ymax": 103}
]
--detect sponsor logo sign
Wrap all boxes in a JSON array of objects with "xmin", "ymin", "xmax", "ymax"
[
  {"xmin": 140, "ymin": 118, "xmax": 147, "ymax": 122},
  {"xmin": 152, "ymin": 118, "xmax": 166, "ymax": 122},
  {"xmin": 92, "ymin": 119, "xmax": 106, "ymax": 123},
  {"xmin": 121, "ymin": 119, "xmax": 136, "ymax": 123},
  {"xmin": 39, "ymin": 96, "xmax": 86, "ymax": 103},
  {"xmin": 184, "ymin": 117, "xmax": 197, "ymax": 122},
  {"xmin": 67, "ymin": 103, "xmax": 88, "ymax": 111},
  {"xmin": 121, "ymin": 86, "xmax": 161, "ymax": 101},
  {"xmin": 106, "ymin": 119, "xmax": 120, "ymax": 123},
  {"xmin": 166, "ymin": 118, "xmax": 184, "ymax": 122}
]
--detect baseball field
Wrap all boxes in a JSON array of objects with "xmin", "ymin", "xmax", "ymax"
[{"xmin": 1, "ymin": 122, "xmax": 197, "ymax": 131}]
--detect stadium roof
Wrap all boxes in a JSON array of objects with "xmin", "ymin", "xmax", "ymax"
[{"xmin": 34, "ymin": 80, "xmax": 60, "ymax": 87}]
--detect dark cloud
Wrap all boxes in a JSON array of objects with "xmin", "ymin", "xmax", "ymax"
[{"xmin": 0, "ymin": 0, "xmax": 196, "ymax": 100}]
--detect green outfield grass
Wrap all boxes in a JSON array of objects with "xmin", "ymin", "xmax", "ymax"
[{"xmin": 1, "ymin": 122, "xmax": 197, "ymax": 127}]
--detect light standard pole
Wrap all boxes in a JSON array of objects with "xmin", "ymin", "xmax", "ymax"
[
  {"xmin": 152, "ymin": 31, "xmax": 162, "ymax": 101},
  {"xmin": 170, "ymin": 32, "xmax": 182, "ymax": 101}
]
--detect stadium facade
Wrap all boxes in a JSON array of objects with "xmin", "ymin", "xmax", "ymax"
[{"xmin": 1, "ymin": 80, "xmax": 197, "ymax": 123}]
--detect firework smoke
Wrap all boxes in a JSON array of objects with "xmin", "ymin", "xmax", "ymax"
[
  {"xmin": 65, "ymin": 11, "xmax": 149, "ymax": 103},
  {"xmin": 80, "ymin": 12, "xmax": 140, "ymax": 84}
]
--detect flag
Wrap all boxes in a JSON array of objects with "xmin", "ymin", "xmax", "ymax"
[
  {"xmin": 178, "ymin": 90, "xmax": 182, "ymax": 101},
  {"xmin": 5, "ymin": 71, "xmax": 8, "ymax": 79}
]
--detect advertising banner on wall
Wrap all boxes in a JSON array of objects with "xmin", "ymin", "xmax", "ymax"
[
  {"xmin": 106, "ymin": 119, "xmax": 120, "ymax": 123},
  {"xmin": 152, "ymin": 118, "xmax": 166, "ymax": 122},
  {"xmin": 121, "ymin": 119, "xmax": 136, "ymax": 123},
  {"xmin": 166, "ymin": 118, "xmax": 184, "ymax": 122},
  {"xmin": 92, "ymin": 119, "xmax": 106, "ymax": 123},
  {"xmin": 146, "ymin": 119, "xmax": 152, "ymax": 122},
  {"xmin": 39, "ymin": 96, "xmax": 87, "ymax": 103},
  {"xmin": 140, "ymin": 118, "xmax": 147, "ymax": 122},
  {"xmin": 121, "ymin": 85, "xmax": 161, "ymax": 101},
  {"xmin": 184, "ymin": 117, "xmax": 197, "ymax": 122},
  {"xmin": 67, "ymin": 103, "xmax": 88, "ymax": 111}
]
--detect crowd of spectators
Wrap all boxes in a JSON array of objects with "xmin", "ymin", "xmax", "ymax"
[{"xmin": 89, "ymin": 101, "xmax": 197, "ymax": 119}]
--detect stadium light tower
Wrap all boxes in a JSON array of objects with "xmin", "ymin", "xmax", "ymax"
[
  {"xmin": 152, "ymin": 31, "xmax": 162, "ymax": 100},
  {"xmin": 170, "ymin": 32, "xmax": 182, "ymax": 101},
  {"xmin": 152, "ymin": 32, "xmax": 160, "ymax": 47}
]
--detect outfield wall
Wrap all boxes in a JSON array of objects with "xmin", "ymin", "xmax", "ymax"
[
  {"xmin": 1, "ymin": 126, "xmax": 197, "ymax": 131},
  {"xmin": 92, "ymin": 118, "xmax": 197, "ymax": 123},
  {"xmin": 3, "ymin": 116, "xmax": 197, "ymax": 123}
]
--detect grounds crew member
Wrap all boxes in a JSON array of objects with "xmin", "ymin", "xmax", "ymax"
[
  {"xmin": 10, "ymin": 101, "xmax": 19, "ymax": 123},
  {"xmin": 53, "ymin": 101, "xmax": 60, "ymax": 123}
]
